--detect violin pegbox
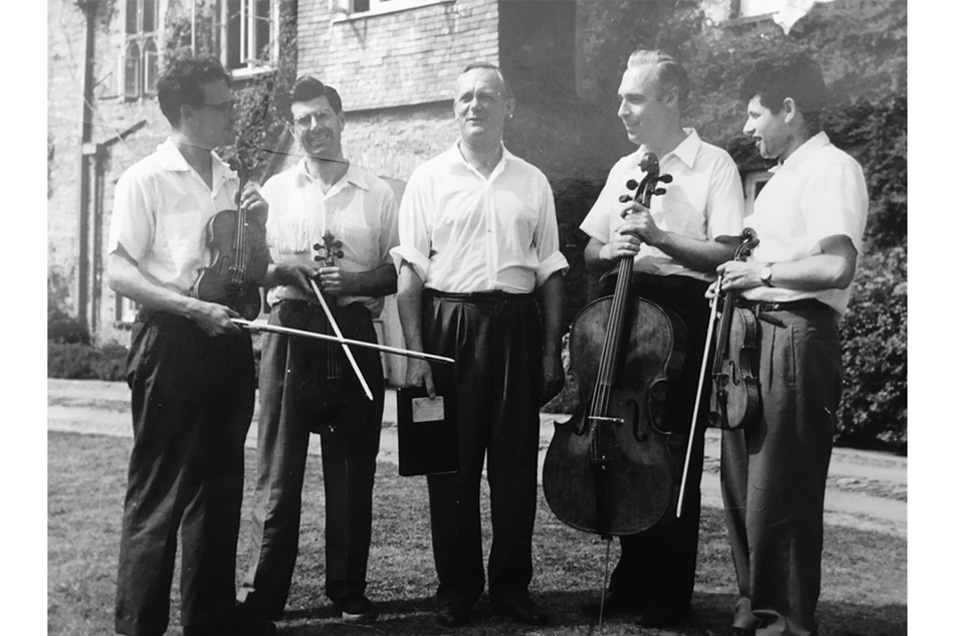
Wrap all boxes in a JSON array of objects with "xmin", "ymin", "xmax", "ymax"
[{"xmin": 314, "ymin": 230, "xmax": 344, "ymax": 266}]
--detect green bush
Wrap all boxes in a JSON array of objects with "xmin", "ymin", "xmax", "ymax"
[
  {"xmin": 48, "ymin": 342, "xmax": 128, "ymax": 382},
  {"xmin": 837, "ymin": 246, "xmax": 907, "ymax": 453}
]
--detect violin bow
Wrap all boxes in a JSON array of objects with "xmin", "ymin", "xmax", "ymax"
[
  {"xmin": 231, "ymin": 317, "xmax": 455, "ymax": 364},
  {"xmin": 307, "ymin": 279, "xmax": 374, "ymax": 401}
]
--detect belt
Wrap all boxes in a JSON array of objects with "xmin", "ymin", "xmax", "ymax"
[
  {"xmin": 628, "ymin": 274, "xmax": 708, "ymax": 289},
  {"xmin": 425, "ymin": 289, "xmax": 534, "ymax": 303},
  {"xmin": 736, "ymin": 298, "xmax": 830, "ymax": 313}
]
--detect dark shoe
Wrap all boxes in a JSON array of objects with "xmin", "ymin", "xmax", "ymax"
[
  {"xmin": 582, "ymin": 590, "xmax": 647, "ymax": 617},
  {"xmin": 436, "ymin": 602, "xmax": 472, "ymax": 628},
  {"xmin": 335, "ymin": 594, "xmax": 379, "ymax": 623},
  {"xmin": 183, "ymin": 612, "xmax": 276, "ymax": 636},
  {"xmin": 492, "ymin": 596, "xmax": 550, "ymax": 626},
  {"xmin": 635, "ymin": 601, "xmax": 690, "ymax": 628}
]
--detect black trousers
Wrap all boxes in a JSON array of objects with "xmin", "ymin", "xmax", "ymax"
[
  {"xmin": 422, "ymin": 290, "xmax": 543, "ymax": 608},
  {"xmin": 238, "ymin": 300, "xmax": 384, "ymax": 613},
  {"xmin": 600, "ymin": 274, "xmax": 711, "ymax": 612},
  {"xmin": 115, "ymin": 310, "xmax": 256, "ymax": 636}
]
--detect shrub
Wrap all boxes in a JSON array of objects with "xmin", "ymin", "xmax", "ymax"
[
  {"xmin": 837, "ymin": 245, "xmax": 907, "ymax": 453},
  {"xmin": 48, "ymin": 342, "xmax": 128, "ymax": 382}
]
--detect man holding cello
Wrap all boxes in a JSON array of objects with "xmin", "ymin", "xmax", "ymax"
[
  {"xmin": 107, "ymin": 56, "xmax": 274, "ymax": 636},
  {"xmin": 237, "ymin": 77, "xmax": 399, "ymax": 624},
  {"xmin": 579, "ymin": 50, "xmax": 745, "ymax": 628},
  {"xmin": 715, "ymin": 55, "xmax": 868, "ymax": 636}
]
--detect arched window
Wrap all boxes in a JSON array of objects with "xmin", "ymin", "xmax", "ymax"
[{"xmin": 123, "ymin": 0, "xmax": 160, "ymax": 100}]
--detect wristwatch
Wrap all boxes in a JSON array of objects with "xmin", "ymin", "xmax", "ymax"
[{"xmin": 759, "ymin": 264, "xmax": 774, "ymax": 287}]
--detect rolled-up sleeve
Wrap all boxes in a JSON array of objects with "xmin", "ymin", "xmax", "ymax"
[
  {"xmin": 390, "ymin": 170, "xmax": 433, "ymax": 282},
  {"xmin": 534, "ymin": 176, "xmax": 570, "ymax": 286},
  {"xmin": 108, "ymin": 168, "xmax": 154, "ymax": 262}
]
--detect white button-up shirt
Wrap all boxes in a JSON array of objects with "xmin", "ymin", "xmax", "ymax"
[
  {"xmin": 262, "ymin": 160, "xmax": 399, "ymax": 318},
  {"xmin": 741, "ymin": 132, "xmax": 869, "ymax": 317},
  {"xmin": 108, "ymin": 139, "xmax": 240, "ymax": 295},
  {"xmin": 580, "ymin": 129, "xmax": 745, "ymax": 282},
  {"xmin": 391, "ymin": 143, "xmax": 568, "ymax": 293}
]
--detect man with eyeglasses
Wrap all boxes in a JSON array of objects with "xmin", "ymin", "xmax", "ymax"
[
  {"xmin": 107, "ymin": 56, "xmax": 273, "ymax": 636},
  {"xmin": 237, "ymin": 76, "xmax": 399, "ymax": 625},
  {"xmin": 393, "ymin": 62, "xmax": 567, "ymax": 628}
]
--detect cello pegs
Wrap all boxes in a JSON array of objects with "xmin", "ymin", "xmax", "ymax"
[
  {"xmin": 653, "ymin": 188, "xmax": 667, "ymax": 196},
  {"xmin": 625, "ymin": 179, "xmax": 638, "ymax": 190},
  {"xmin": 618, "ymin": 195, "xmax": 634, "ymax": 203},
  {"xmin": 658, "ymin": 174, "xmax": 673, "ymax": 184}
]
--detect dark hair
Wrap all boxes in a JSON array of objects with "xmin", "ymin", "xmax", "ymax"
[
  {"xmin": 288, "ymin": 76, "xmax": 343, "ymax": 116},
  {"xmin": 627, "ymin": 50, "xmax": 690, "ymax": 112},
  {"xmin": 460, "ymin": 62, "xmax": 512, "ymax": 99},
  {"xmin": 741, "ymin": 55, "xmax": 827, "ymax": 134},
  {"xmin": 157, "ymin": 55, "xmax": 232, "ymax": 129}
]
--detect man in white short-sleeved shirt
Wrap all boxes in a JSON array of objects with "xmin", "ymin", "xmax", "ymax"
[
  {"xmin": 236, "ymin": 77, "xmax": 399, "ymax": 626},
  {"xmin": 107, "ymin": 56, "xmax": 273, "ymax": 636},
  {"xmin": 392, "ymin": 62, "xmax": 567, "ymax": 629},
  {"xmin": 578, "ymin": 50, "xmax": 745, "ymax": 629},
  {"xmin": 715, "ymin": 55, "xmax": 868, "ymax": 636}
]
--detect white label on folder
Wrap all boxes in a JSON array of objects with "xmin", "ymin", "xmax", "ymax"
[{"xmin": 411, "ymin": 396, "xmax": 444, "ymax": 423}]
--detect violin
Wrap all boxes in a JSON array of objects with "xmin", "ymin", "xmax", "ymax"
[
  {"xmin": 305, "ymin": 231, "xmax": 373, "ymax": 432},
  {"xmin": 192, "ymin": 158, "xmax": 269, "ymax": 319},
  {"xmin": 543, "ymin": 153, "xmax": 687, "ymax": 537},
  {"xmin": 675, "ymin": 228, "xmax": 760, "ymax": 517}
]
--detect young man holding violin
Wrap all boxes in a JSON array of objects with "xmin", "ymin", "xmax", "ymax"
[
  {"xmin": 714, "ymin": 55, "xmax": 868, "ymax": 636},
  {"xmin": 237, "ymin": 76, "xmax": 399, "ymax": 625},
  {"xmin": 579, "ymin": 49, "xmax": 745, "ymax": 628},
  {"xmin": 107, "ymin": 56, "xmax": 273, "ymax": 636}
]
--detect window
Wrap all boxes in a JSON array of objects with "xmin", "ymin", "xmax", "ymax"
[
  {"xmin": 123, "ymin": 0, "xmax": 159, "ymax": 99},
  {"xmin": 222, "ymin": 0, "xmax": 277, "ymax": 73},
  {"xmin": 331, "ymin": 0, "xmax": 450, "ymax": 19},
  {"xmin": 116, "ymin": 295, "xmax": 139, "ymax": 325}
]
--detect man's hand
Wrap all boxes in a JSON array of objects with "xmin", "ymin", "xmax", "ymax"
[
  {"xmin": 239, "ymin": 182, "xmax": 268, "ymax": 222},
  {"xmin": 405, "ymin": 358, "xmax": 436, "ymax": 398},
  {"xmin": 189, "ymin": 300, "xmax": 242, "ymax": 337},
  {"xmin": 600, "ymin": 224, "xmax": 642, "ymax": 262},
  {"xmin": 274, "ymin": 262, "xmax": 319, "ymax": 295},
  {"xmin": 716, "ymin": 259, "xmax": 765, "ymax": 292},
  {"xmin": 619, "ymin": 202, "xmax": 667, "ymax": 247},
  {"xmin": 317, "ymin": 267, "xmax": 359, "ymax": 296},
  {"xmin": 539, "ymin": 348, "xmax": 565, "ymax": 407}
]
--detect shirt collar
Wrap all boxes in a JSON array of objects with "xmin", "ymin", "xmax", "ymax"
[
  {"xmin": 771, "ymin": 131, "xmax": 831, "ymax": 173},
  {"xmin": 293, "ymin": 157, "xmax": 368, "ymax": 191},
  {"xmin": 634, "ymin": 128, "xmax": 701, "ymax": 170},
  {"xmin": 154, "ymin": 138, "xmax": 234, "ymax": 179},
  {"xmin": 447, "ymin": 140, "xmax": 512, "ymax": 175}
]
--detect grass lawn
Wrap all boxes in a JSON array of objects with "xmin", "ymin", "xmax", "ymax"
[{"xmin": 48, "ymin": 432, "xmax": 906, "ymax": 635}]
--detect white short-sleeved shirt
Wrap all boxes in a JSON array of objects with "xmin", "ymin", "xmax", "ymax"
[
  {"xmin": 580, "ymin": 129, "xmax": 746, "ymax": 282},
  {"xmin": 391, "ymin": 142, "xmax": 569, "ymax": 294},
  {"xmin": 108, "ymin": 139, "xmax": 240, "ymax": 295},
  {"xmin": 262, "ymin": 160, "xmax": 399, "ymax": 318},
  {"xmin": 741, "ymin": 132, "xmax": 869, "ymax": 317}
]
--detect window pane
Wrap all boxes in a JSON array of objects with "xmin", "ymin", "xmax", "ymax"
[
  {"xmin": 225, "ymin": 0, "xmax": 243, "ymax": 69},
  {"xmin": 124, "ymin": 43, "xmax": 141, "ymax": 98},
  {"xmin": 353, "ymin": 0, "xmax": 370, "ymax": 13},
  {"xmin": 142, "ymin": 0, "xmax": 157, "ymax": 32},
  {"xmin": 143, "ymin": 39, "xmax": 158, "ymax": 95},
  {"xmin": 125, "ymin": 0, "xmax": 139, "ymax": 34},
  {"xmin": 254, "ymin": 0, "xmax": 271, "ymax": 61}
]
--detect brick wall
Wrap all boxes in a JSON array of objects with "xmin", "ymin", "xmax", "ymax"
[{"xmin": 298, "ymin": 0, "xmax": 499, "ymax": 112}]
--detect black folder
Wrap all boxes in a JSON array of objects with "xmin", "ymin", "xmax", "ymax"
[{"xmin": 396, "ymin": 386, "xmax": 459, "ymax": 476}]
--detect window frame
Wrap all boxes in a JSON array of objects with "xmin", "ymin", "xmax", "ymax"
[
  {"xmin": 330, "ymin": 0, "xmax": 453, "ymax": 22},
  {"xmin": 221, "ymin": 0, "xmax": 279, "ymax": 78},
  {"xmin": 121, "ymin": 0, "xmax": 160, "ymax": 100}
]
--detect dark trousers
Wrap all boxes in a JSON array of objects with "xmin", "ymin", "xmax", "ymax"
[
  {"xmin": 721, "ymin": 304, "xmax": 841, "ymax": 636},
  {"xmin": 600, "ymin": 274, "xmax": 710, "ymax": 612},
  {"xmin": 115, "ymin": 310, "xmax": 256, "ymax": 636},
  {"xmin": 238, "ymin": 300, "xmax": 384, "ymax": 613},
  {"xmin": 422, "ymin": 291, "xmax": 543, "ymax": 608}
]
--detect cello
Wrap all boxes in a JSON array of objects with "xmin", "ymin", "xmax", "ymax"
[
  {"xmin": 191, "ymin": 157, "xmax": 269, "ymax": 319},
  {"xmin": 675, "ymin": 228, "xmax": 761, "ymax": 517},
  {"xmin": 543, "ymin": 153, "xmax": 687, "ymax": 538}
]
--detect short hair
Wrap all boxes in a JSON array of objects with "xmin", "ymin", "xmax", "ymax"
[
  {"xmin": 741, "ymin": 55, "xmax": 827, "ymax": 134},
  {"xmin": 157, "ymin": 55, "xmax": 232, "ymax": 129},
  {"xmin": 288, "ymin": 76, "xmax": 343, "ymax": 116},
  {"xmin": 460, "ymin": 62, "xmax": 512, "ymax": 99},
  {"xmin": 627, "ymin": 50, "xmax": 690, "ymax": 112}
]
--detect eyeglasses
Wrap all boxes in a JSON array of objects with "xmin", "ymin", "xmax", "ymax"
[
  {"xmin": 293, "ymin": 111, "xmax": 335, "ymax": 129},
  {"xmin": 199, "ymin": 100, "xmax": 237, "ymax": 115}
]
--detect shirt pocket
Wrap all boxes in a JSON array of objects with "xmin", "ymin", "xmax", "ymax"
[{"xmin": 272, "ymin": 215, "xmax": 314, "ymax": 256}]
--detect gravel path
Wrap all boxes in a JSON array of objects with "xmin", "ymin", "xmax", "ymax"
[{"xmin": 47, "ymin": 378, "xmax": 906, "ymax": 537}]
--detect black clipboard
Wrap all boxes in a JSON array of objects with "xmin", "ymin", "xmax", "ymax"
[{"xmin": 396, "ymin": 386, "xmax": 459, "ymax": 476}]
